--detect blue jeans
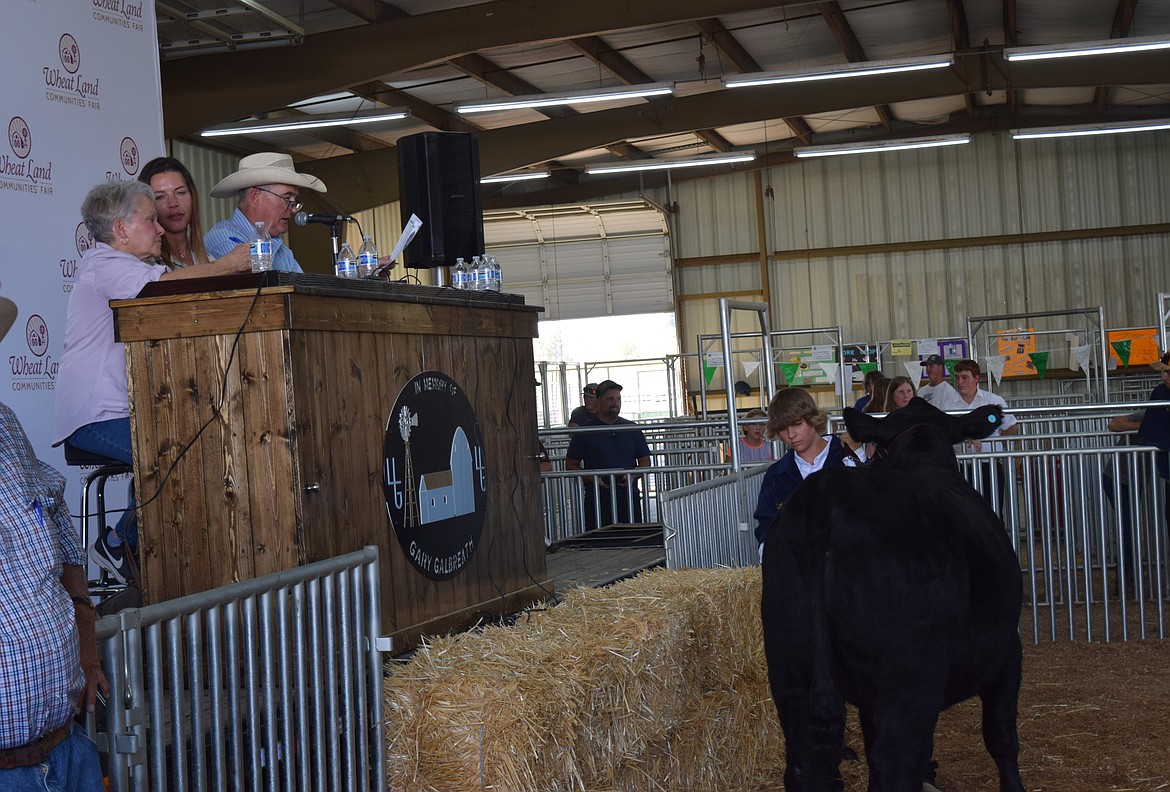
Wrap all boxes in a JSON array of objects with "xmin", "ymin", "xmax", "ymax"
[
  {"xmin": 66, "ymin": 418, "xmax": 137, "ymax": 547},
  {"xmin": 0, "ymin": 724, "xmax": 103, "ymax": 792}
]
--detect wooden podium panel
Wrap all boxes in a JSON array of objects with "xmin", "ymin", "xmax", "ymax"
[{"xmin": 113, "ymin": 273, "xmax": 550, "ymax": 648}]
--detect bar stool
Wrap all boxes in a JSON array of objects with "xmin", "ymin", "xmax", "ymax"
[{"xmin": 63, "ymin": 443, "xmax": 133, "ymax": 599}]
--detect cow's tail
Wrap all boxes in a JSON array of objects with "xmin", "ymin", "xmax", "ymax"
[{"xmin": 808, "ymin": 547, "xmax": 847, "ymax": 786}]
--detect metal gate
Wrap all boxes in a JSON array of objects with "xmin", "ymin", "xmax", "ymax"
[{"xmin": 91, "ymin": 546, "xmax": 386, "ymax": 792}]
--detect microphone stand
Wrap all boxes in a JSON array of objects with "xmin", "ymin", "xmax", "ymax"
[{"xmin": 328, "ymin": 220, "xmax": 342, "ymax": 258}]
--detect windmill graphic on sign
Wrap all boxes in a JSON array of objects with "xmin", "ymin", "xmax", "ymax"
[{"xmin": 398, "ymin": 406, "xmax": 420, "ymax": 527}]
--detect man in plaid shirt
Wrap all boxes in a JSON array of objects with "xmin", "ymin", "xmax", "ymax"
[{"xmin": 0, "ymin": 296, "xmax": 108, "ymax": 789}]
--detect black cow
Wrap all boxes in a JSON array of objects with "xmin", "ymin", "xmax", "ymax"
[{"xmin": 761, "ymin": 397, "xmax": 1024, "ymax": 792}]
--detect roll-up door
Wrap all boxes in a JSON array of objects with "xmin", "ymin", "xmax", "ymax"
[{"xmin": 484, "ymin": 200, "xmax": 673, "ymax": 321}]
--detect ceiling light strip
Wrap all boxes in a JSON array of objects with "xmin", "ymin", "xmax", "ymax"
[
  {"xmin": 1004, "ymin": 34, "xmax": 1170, "ymax": 62},
  {"xmin": 1012, "ymin": 119, "xmax": 1170, "ymax": 140},
  {"xmin": 724, "ymin": 55, "xmax": 953, "ymax": 88},
  {"xmin": 794, "ymin": 134, "xmax": 971, "ymax": 158},
  {"xmin": 455, "ymin": 83, "xmax": 674, "ymax": 114},
  {"xmin": 480, "ymin": 172, "xmax": 551, "ymax": 183},
  {"xmin": 585, "ymin": 153, "xmax": 756, "ymax": 175},
  {"xmin": 201, "ymin": 111, "xmax": 409, "ymax": 137}
]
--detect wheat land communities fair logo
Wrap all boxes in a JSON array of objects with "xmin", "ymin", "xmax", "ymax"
[
  {"xmin": 2, "ymin": 118, "xmax": 54, "ymax": 196},
  {"xmin": 26, "ymin": 315, "xmax": 49, "ymax": 357},
  {"xmin": 8, "ymin": 118, "xmax": 31, "ymax": 159},
  {"xmin": 382, "ymin": 371, "xmax": 488, "ymax": 581},
  {"xmin": 120, "ymin": 137, "xmax": 139, "ymax": 175},
  {"xmin": 44, "ymin": 33, "xmax": 102, "ymax": 110}
]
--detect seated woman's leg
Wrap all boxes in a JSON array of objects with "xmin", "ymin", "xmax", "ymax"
[{"xmin": 66, "ymin": 418, "xmax": 137, "ymax": 547}]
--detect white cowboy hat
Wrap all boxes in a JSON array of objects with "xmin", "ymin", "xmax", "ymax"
[
  {"xmin": 0, "ymin": 296, "xmax": 16, "ymax": 344},
  {"xmin": 210, "ymin": 152, "xmax": 327, "ymax": 198}
]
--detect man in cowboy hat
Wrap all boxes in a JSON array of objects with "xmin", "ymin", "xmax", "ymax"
[
  {"xmin": 204, "ymin": 152, "xmax": 327, "ymax": 273},
  {"xmin": 0, "ymin": 296, "xmax": 108, "ymax": 788}
]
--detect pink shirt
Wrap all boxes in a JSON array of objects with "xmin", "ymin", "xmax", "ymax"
[{"xmin": 54, "ymin": 243, "xmax": 168, "ymax": 445}]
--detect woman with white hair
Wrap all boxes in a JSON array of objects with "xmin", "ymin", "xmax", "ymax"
[{"xmin": 53, "ymin": 180, "xmax": 250, "ymax": 584}]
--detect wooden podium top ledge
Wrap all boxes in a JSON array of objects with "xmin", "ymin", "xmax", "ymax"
[
  {"xmin": 116, "ymin": 270, "xmax": 539, "ymax": 311},
  {"xmin": 112, "ymin": 271, "xmax": 541, "ymax": 342}
]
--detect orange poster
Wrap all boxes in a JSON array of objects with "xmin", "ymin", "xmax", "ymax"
[
  {"xmin": 1107, "ymin": 328, "xmax": 1159, "ymax": 367},
  {"xmin": 994, "ymin": 328, "xmax": 1036, "ymax": 377}
]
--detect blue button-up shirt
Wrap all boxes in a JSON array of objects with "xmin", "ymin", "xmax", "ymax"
[
  {"xmin": 0, "ymin": 401, "xmax": 85, "ymax": 748},
  {"xmin": 205, "ymin": 208, "xmax": 304, "ymax": 273}
]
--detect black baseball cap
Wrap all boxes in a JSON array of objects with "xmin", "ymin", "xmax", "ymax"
[
  {"xmin": 583, "ymin": 383, "xmax": 599, "ymax": 397},
  {"xmin": 920, "ymin": 354, "xmax": 946, "ymax": 366},
  {"xmin": 595, "ymin": 380, "xmax": 623, "ymax": 397}
]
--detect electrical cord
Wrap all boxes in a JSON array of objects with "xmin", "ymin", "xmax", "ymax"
[{"xmin": 129, "ymin": 277, "xmax": 266, "ymax": 514}]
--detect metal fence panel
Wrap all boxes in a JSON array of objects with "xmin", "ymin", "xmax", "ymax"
[
  {"xmin": 653, "ymin": 430, "xmax": 1168, "ymax": 644},
  {"xmin": 91, "ymin": 547, "xmax": 385, "ymax": 792}
]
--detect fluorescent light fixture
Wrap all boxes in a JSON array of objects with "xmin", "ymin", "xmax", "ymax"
[
  {"xmin": 1012, "ymin": 118, "xmax": 1170, "ymax": 140},
  {"xmin": 480, "ymin": 171, "xmax": 550, "ymax": 184},
  {"xmin": 794, "ymin": 134, "xmax": 971, "ymax": 158},
  {"xmin": 201, "ymin": 108, "xmax": 409, "ymax": 137},
  {"xmin": 723, "ymin": 55, "xmax": 953, "ymax": 88},
  {"xmin": 455, "ymin": 82, "xmax": 674, "ymax": 114},
  {"xmin": 1005, "ymin": 34, "xmax": 1170, "ymax": 62},
  {"xmin": 585, "ymin": 152, "xmax": 756, "ymax": 175}
]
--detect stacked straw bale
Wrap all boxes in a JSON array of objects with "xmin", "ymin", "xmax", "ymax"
[{"xmin": 383, "ymin": 566, "xmax": 785, "ymax": 791}]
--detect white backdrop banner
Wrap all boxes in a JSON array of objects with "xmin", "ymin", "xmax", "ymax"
[{"xmin": 1, "ymin": 1, "xmax": 162, "ymax": 537}]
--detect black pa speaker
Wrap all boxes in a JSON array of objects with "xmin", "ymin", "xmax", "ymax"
[{"xmin": 397, "ymin": 132, "xmax": 485, "ymax": 268}]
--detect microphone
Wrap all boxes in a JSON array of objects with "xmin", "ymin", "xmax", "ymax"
[{"xmin": 293, "ymin": 211, "xmax": 352, "ymax": 226}]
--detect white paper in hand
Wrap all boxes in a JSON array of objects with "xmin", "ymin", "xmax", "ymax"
[{"xmin": 388, "ymin": 214, "xmax": 423, "ymax": 264}]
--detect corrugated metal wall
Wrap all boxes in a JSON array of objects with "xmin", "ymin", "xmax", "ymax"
[
  {"xmin": 171, "ymin": 133, "xmax": 1170, "ymax": 369},
  {"xmin": 664, "ymin": 131, "xmax": 1170, "ymax": 359}
]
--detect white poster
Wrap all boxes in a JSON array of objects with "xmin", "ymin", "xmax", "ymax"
[{"xmin": 1, "ymin": 1, "xmax": 163, "ymax": 539}]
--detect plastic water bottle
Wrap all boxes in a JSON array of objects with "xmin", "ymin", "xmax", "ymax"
[
  {"xmin": 357, "ymin": 235, "xmax": 379, "ymax": 278},
  {"xmin": 484, "ymin": 253, "xmax": 501, "ymax": 293},
  {"xmin": 250, "ymin": 222, "xmax": 273, "ymax": 273},
  {"xmin": 334, "ymin": 242, "xmax": 357, "ymax": 279},
  {"xmin": 469, "ymin": 255, "xmax": 483, "ymax": 292},
  {"xmin": 452, "ymin": 257, "xmax": 469, "ymax": 290}
]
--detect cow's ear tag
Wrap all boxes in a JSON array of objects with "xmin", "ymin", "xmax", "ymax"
[{"xmin": 988, "ymin": 415, "xmax": 999, "ymax": 424}]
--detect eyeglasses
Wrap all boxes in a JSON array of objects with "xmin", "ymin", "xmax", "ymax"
[{"xmin": 254, "ymin": 186, "xmax": 302, "ymax": 214}]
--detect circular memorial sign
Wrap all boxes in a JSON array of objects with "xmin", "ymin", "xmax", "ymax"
[{"xmin": 382, "ymin": 371, "xmax": 488, "ymax": 580}]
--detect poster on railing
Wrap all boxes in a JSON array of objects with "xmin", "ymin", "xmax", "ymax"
[
  {"xmin": 777, "ymin": 348, "xmax": 835, "ymax": 386},
  {"xmin": 1107, "ymin": 327, "xmax": 1158, "ymax": 367},
  {"xmin": 918, "ymin": 338, "xmax": 967, "ymax": 362},
  {"xmin": 994, "ymin": 328, "xmax": 1037, "ymax": 377}
]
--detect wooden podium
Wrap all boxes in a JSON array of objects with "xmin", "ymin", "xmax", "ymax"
[{"xmin": 112, "ymin": 272, "xmax": 551, "ymax": 650}]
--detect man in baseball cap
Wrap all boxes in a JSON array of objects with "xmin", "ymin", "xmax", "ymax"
[
  {"xmin": 918, "ymin": 353, "xmax": 959, "ymax": 407},
  {"xmin": 565, "ymin": 379, "xmax": 651, "ymax": 529},
  {"xmin": 204, "ymin": 152, "xmax": 328, "ymax": 273},
  {"xmin": 0, "ymin": 295, "xmax": 109, "ymax": 787},
  {"xmin": 568, "ymin": 383, "xmax": 600, "ymax": 427}
]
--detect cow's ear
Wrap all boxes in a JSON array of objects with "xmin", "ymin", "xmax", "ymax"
[
  {"xmin": 843, "ymin": 407, "xmax": 883, "ymax": 443},
  {"xmin": 956, "ymin": 405, "xmax": 1004, "ymax": 441}
]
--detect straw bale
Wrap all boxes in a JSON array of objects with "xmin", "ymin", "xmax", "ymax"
[{"xmin": 383, "ymin": 566, "xmax": 785, "ymax": 791}]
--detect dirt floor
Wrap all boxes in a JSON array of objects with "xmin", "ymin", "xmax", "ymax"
[{"xmin": 825, "ymin": 636, "xmax": 1170, "ymax": 792}]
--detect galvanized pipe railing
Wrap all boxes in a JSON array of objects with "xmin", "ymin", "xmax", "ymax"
[
  {"xmin": 91, "ymin": 546, "xmax": 385, "ymax": 792},
  {"xmin": 658, "ymin": 439, "xmax": 1168, "ymax": 643}
]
